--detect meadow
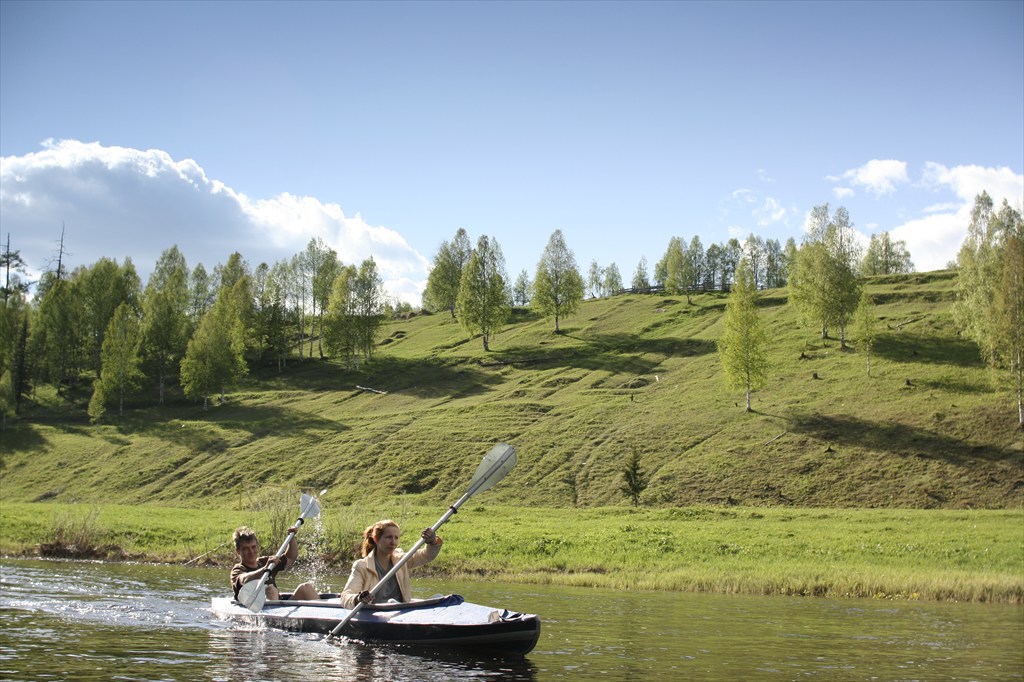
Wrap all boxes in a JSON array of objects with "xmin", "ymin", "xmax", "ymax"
[
  {"xmin": 1, "ymin": 270, "xmax": 1021, "ymax": 603},
  {"xmin": 1, "ymin": 500, "xmax": 1020, "ymax": 603}
]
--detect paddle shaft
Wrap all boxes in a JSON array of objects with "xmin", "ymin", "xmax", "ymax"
[{"xmin": 327, "ymin": 445, "xmax": 514, "ymax": 638}]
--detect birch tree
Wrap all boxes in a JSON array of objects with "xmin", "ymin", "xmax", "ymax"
[
  {"xmin": 533, "ymin": 230, "xmax": 584, "ymax": 333},
  {"xmin": 853, "ymin": 291, "xmax": 878, "ymax": 376},
  {"xmin": 717, "ymin": 261, "xmax": 770, "ymax": 412},
  {"xmin": 457, "ymin": 235, "xmax": 511, "ymax": 350},
  {"xmin": 425, "ymin": 228, "xmax": 472, "ymax": 318}
]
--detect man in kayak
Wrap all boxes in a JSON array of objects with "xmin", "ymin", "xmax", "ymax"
[
  {"xmin": 231, "ymin": 525, "xmax": 320, "ymax": 601},
  {"xmin": 339, "ymin": 519, "xmax": 442, "ymax": 608}
]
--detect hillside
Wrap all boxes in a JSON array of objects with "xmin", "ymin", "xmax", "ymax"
[{"xmin": 2, "ymin": 270, "xmax": 1022, "ymax": 509}]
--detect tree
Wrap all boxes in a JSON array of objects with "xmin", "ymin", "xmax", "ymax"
[
  {"xmin": 717, "ymin": 261, "xmax": 770, "ymax": 412},
  {"xmin": 425, "ymin": 228, "xmax": 472, "ymax": 318},
  {"xmin": 323, "ymin": 264, "xmax": 359, "ymax": 367},
  {"xmin": 620, "ymin": 450, "xmax": 649, "ymax": 507},
  {"xmin": 263, "ymin": 260, "xmax": 300, "ymax": 370},
  {"xmin": 180, "ymin": 285, "xmax": 248, "ymax": 409},
  {"xmin": 512, "ymin": 269, "xmax": 532, "ymax": 306},
  {"xmin": 954, "ymin": 192, "xmax": 1005, "ymax": 366},
  {"xmin": 632, "ymin": 256, "xmax": 650, "ymax": 291},
  {"xmin": 78, "ymin": 257, "xmax": 141, "ymax": 375},
  {"xmin": 532, "ymin": 230, "xmax": 585, "ymax": 333},
  {"xmin": 992, "ymin": 231, "xmax": 1024, "ymax": 427},
  {"xmin": 140, "ymin": 247, "xmax": 189, "ymax": 405},
  {"xmin": 0, "ymin": 283, "xmax": 29, "ymax": 419},
  {"xmin": 352, "ymin": 257, "xmax": 387, "ymax": 361},
  {"xmin": 790, "ymin": 204, "xmax": 862, "ymax": 347},
  {"xmin": 721, "ymin": 238, "xmax": 742, "ymax": 291},
  {"xmin": 587, "ymin": 260, "xmax": 604, "ymax": 299},
  {"xmin": 457, "ymin": 235, "xmax": 512, "ymax": 351},
  {"xmin": 188, "ymin": 263, "xmax": 214, "ymax": 327},
  {"xmin": 603, "ymin": 263, "xmax": 623, "ymax": 297},
  {"xmin": 33, "ymin": 274, "xmax": 84, "ymax": 393},
  {"xmin": 764, "ymin": 238, "xmax": 785, "ymax": 288},
  {"xmin": 743, "ymin": 234, "xmax": 765, "ymax": 289},
  {"xmin": 956, "ymin": 196, "xmax": 1024, "ymax": 427},
  {"xmin": 95, "ymin": 302, "xmax": 143, "ymax": 417},
  {"xmin": 704, "ymin": 243, "xmax": 722, "ymax": 289},
  {"xmin": 1, "ymin": 233, "xmax": 31, "ymax": 301},
  {"xmin": 306, "ymin": 237, "xmax": 341, "ymax": 359},
  {"xmin": 853, "ymin": 291, "xmax": 878, "ymax": 376},
  {"xmin": 663, "ymin": 237, "xmax": 687, "ymax": 296},
  {"xmin": 686, "ymin": 236, "xmax": 705, "ymax": 292},
  {"xmin": 861, "ymin": 232, "xmax": 914, "ymax": 276}
]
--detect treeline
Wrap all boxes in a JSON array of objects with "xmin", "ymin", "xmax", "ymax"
[
  {"xmin": 0, "ymin": 238, "xmax": 394, "ymax": 422},
  {"xmin": 421, "ymin": 212, "xmax": 914, "ymax": 344},
  {"xmin": 715, "ymin": 195, "xmax": 1020, "ymax": 424}
]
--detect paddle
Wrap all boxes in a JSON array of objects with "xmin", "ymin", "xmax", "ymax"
[
  {"xmin": 237, "ymin": 489, "xmax": 324, "ymax": 613},
  {"xmin": 327, "ymin": 442, "xmax": 517, "ymax": 639}
]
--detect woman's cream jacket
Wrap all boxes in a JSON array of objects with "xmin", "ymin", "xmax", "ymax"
[{"xmin": 339, "ymin": 543, "xmax": 440, "ymax": 608}]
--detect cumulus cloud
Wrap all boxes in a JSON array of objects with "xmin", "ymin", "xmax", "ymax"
[
  {"xmin": 891, "ymin": 162, "xmax": 1023, "ymax": 271},
  {"xmin": 833, "ymin": 159, "xmax": 909, "ymax": 197},
  {"xmin": 0, "ymin": 139, "xmax": 430, "ymax": 304}
]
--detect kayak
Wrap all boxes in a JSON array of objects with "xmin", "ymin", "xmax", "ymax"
[{"xmin": 210, "ymin": 593, "xmax": 541, "ymax": 655}]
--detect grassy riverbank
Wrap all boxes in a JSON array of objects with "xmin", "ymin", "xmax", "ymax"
[{"xmin": 2, "ymin": 501, "xmax": 1021, "ymax": 604}]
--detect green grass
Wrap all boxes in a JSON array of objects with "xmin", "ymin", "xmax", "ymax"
[
  {"xmin": 5, "ymin": 270, "xmax": 1019, "ymax": 510},
  {"xmin": 1, "ymin": 501, "xmax": 1020, "ymax": 603},
  {"xmin": 1, "ymin": 271, "xmax": 1022, "ymax": 602}
]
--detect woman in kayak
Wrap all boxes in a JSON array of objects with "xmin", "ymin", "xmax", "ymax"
[{"xmin": 339, "ymin": 519, "xmax": 442, "ymax": 608}]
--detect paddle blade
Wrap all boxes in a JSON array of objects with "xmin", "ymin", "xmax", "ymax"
[
  {"xmin": 237, "ymin": 577, "xmax": 267, "ymax": 612},
  {"xmin": 300, "ymin": 493, "xmax": 321, "ymax": 520},
  {"xmin": 468, "ymin": 443, "xmax": 517, "ymax": 495}
]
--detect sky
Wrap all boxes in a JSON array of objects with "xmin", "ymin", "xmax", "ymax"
[{"xmin": 1, "ymin": 1, "xmax": 1022, "ymax": 306}]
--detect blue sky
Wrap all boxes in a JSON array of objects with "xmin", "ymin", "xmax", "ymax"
[{"xmin": 2, "ymin": 0, "xmax": 1022, "ymax": 305}]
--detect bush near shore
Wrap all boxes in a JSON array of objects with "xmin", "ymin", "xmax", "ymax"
[{"xmin": 2, "ymin": 502, "xmax": 1020, "ymax": 604}]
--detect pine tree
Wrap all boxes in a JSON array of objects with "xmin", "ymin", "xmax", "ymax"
[{"xmin": 620, "ymin": 450, "xmax": 648, "ymax": 507}]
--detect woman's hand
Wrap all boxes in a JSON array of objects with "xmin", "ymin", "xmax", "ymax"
[
  {"xmin": 357, "ymin": 590, "xmax": 373, "ymax": 605},
  {"xmin": 421, "ymin": 528, "xmax": 441, "ymax": 546}
]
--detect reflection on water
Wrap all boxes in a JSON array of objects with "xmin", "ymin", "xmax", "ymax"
[
  {"xmin": 1, "ymin": 559, "xmax": 1021, "ymax": 681},
  {"xmin": 206, "ymin": 628, "xmax": 538, "ymax": 681}
]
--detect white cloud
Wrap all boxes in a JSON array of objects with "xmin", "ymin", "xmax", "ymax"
[
  {"xmin": 731, "ymin": 188, "xmax": 755, "ymax": 203},
  {"xmin": 890, "ymin": 162, "xmax": 1024, "ymax": 271},
  {"xmin": 754, "ymin": 197, "xmax": 786, "ymax": 226},
  {"xmin": 837, "ymin": 159, "xmax": 909, "ymax": 197},
  {"xmin": 0, "ymin": 139, "xmax": 430, "ymax": 304},
  {"xmin": 833, "ymin": 186, "xmax": 855, "ymax": 199}
]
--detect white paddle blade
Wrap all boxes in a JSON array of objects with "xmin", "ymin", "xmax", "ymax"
[
  {"xmin": 300, "ymin": 493, "xmax": 321, "ymax": 520},
  {"xmin": 237, "ymin": 578, "xmax": 267, "ymax": 612},
  {"xmin": 469, "ymin": 443, "xmax": 517, "ymax": 495}
]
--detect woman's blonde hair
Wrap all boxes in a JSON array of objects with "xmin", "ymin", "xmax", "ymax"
[{"xmin": 360, "ymin": 519, "xmax": 399, "ymax": 557}]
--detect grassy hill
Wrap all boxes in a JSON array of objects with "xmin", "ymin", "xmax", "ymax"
[{"xmin": 2, "ymin": 270, "xmax": 1022, "ymax": 510}]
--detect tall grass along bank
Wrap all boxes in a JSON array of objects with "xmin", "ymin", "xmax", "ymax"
[{"xmin": 1, "ymin": 502, "xmax": 1020, "ymax": 604}]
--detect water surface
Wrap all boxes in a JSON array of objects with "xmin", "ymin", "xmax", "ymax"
[{"xmin": 1, "ymin": 559, "xmax": 1020, "ymax": 681}]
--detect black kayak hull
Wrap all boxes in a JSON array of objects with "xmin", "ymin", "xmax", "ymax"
[{"xmin": 210, "ymin": 594, "xmax": 541, "ymax": 656}]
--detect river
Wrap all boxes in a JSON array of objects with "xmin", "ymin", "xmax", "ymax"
[{"xmin": 0, "ymin": 559, "xmax": 1020, "ymax": 681}]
